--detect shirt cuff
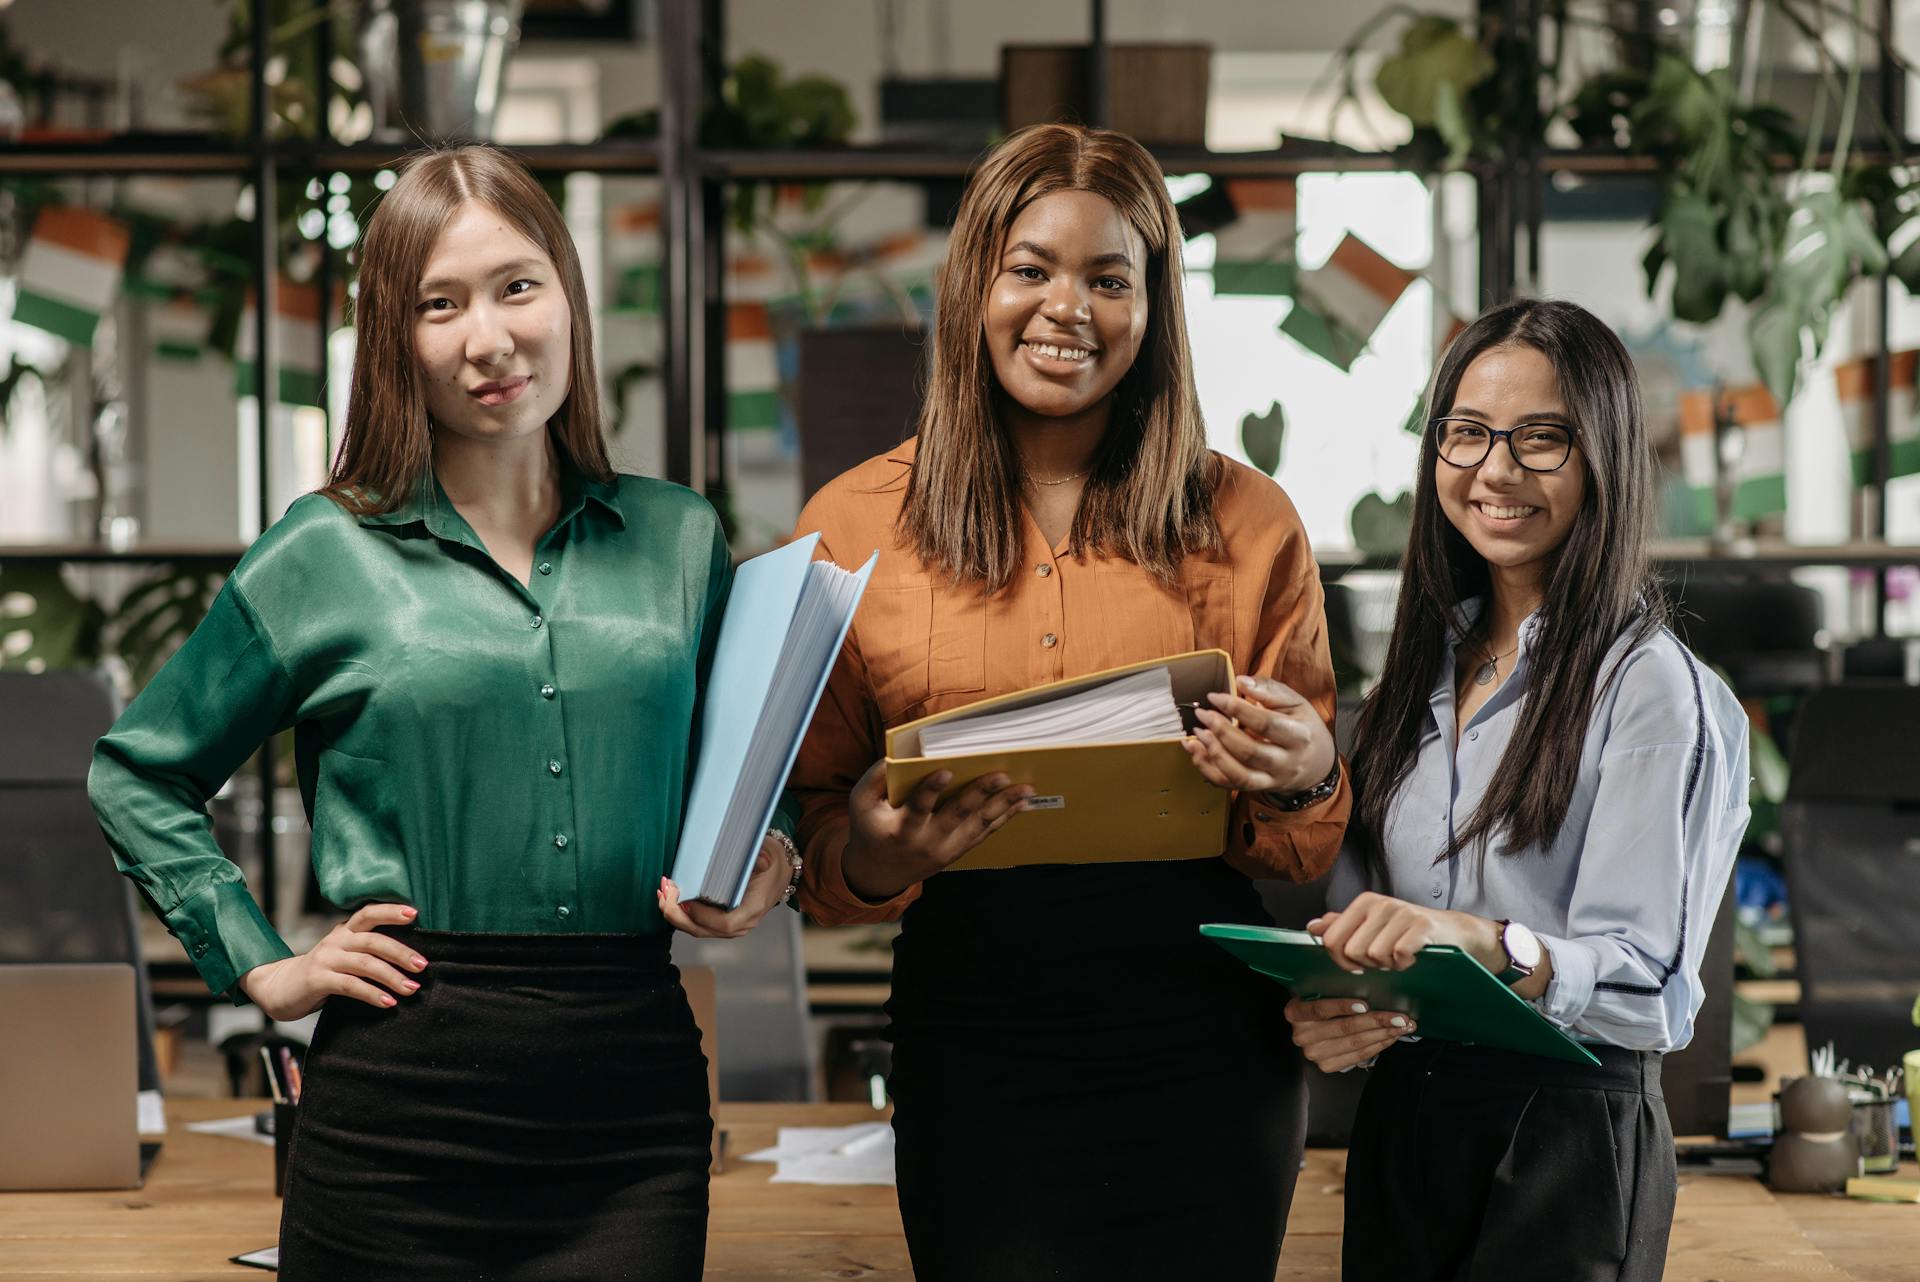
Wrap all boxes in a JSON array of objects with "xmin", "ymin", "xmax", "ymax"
[
  {"xmin": 168, "ymin": 879, "xmax": 296, "ymax": 1005},
  {"xmin": 1534, "ymin": 931, "xmax": 1598, "ymax": 1029},
  {"xmin": 796, "ymin": 815, "xmax": 920, "ymax": 925}
]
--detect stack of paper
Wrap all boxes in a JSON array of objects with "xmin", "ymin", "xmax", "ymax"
[
  {"xmin": 741, "ymin": 1123, "xmax": 895, "ymax": 1186},
  {"xmin": 917, "ymin": 666, "xmax": 1185, "ymax": 759},
  {"xmin": 675, "ymin": 534, "xmax": 876, "ymax": 908}
]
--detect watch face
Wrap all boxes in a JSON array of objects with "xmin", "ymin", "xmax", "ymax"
[{"xmin": 1505, "ymin": 921, "xmax": 1543, "ymax": 971}]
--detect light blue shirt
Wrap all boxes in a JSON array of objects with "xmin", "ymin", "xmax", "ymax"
[{"xmin": 1328, "ymin": 602, "xmax": 1751, "ymax": 1053}]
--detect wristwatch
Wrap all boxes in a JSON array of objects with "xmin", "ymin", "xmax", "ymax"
[{"xmin": 1496, "ymin": 919, "xmax": 1542, "ymax": 985}]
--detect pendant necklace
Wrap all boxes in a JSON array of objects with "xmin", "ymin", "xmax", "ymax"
[
  {"xmin": 1022, "ymin": 465, "xmax": 1090, "ymax": 487},
  {"xmin": 1474, "ymin": 642, "xmax": 1520, "ymax": 687}
]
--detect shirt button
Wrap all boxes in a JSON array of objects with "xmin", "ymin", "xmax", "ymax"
[
  {"xmin": 1467, "ymin": 729, "xmax": 1479, "ymax": 742},
  {"xmin": 554, "ymin": 833, "xmax": 569, "ymax": 849},
  {"xmin": 1430, "ymin": 886, "xmax": 1443, "ymax": 900},
  {"xmin": 556, "ymin": 905, "xmax": 570, "ymax": 919},
  {"xmin": 1036, "ymin": 564, "xmax": 1053, "ymax": 577},
  {"xmin": 193, "ymin": 942, "xmax": 208, "ymax": 957},
  {"xmin": 1041, "ymin": 632, "xmax": 1058, "ymax": 649},
  {"xmin": 538, "ymin": 562, "xmax": 552, "ymax": 575},
  {"xmin": 531, "ymin": 615, "xmax": 543, "ymax": 630},
  {"xmin": 548, "ymin": 759, "xmax": 563, "ymax": 776},
  {"xmin": 540, "ymin": 684, "xmax": 556, "ymax": 699}
]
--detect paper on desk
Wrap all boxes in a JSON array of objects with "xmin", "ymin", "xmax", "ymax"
[
  {"xmin": 138, "ymin": 1089, "xmax": 166, "ymax": 1136},
  {"xmin": 741, "ymin": 1123, "xmax": 895, "ymax": 1186},
  {"xmin": 187, "ymin": 1114, "xmax": 275, "ymax": 1146}
]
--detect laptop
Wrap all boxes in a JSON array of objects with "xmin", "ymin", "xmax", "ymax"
[{"xmin": 0, "ymin": 963, "xmax": 148, "ymax": 1190}]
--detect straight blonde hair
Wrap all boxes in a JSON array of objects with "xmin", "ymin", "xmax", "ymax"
[
  {"xmin": 323, "ymin": 145, "xmax": 612, "ymax": 515},
  {"xmin": 901, "ymin": 124, "xmax": 1219, "ymax": 592}
]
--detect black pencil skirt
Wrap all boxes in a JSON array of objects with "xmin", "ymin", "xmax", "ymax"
[
  {"xmin": 276, "ymin": 928, "xmax": 712, "ymax": 1282},
  {"xmin": 1343, "ymin": 1036, "xmax": 1676, "ymax": 1282},
  {"xmin": 885, "ymin": 858, "xmax": 1307, "ymax": 1282}
]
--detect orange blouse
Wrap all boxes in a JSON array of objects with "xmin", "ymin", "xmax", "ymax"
[{"xmin": 788, "ymin": 438, "xmax": 1351, "ymax": 926}]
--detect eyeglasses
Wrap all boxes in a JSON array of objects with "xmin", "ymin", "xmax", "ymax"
[{"xmin": 1430, "ymin": 417, "xmax": 1577, "ymax": 473}]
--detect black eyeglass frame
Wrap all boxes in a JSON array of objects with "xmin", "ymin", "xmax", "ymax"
[{"xmin": 1428, "ymin": 417, "xmax": 1580, "ymax": 473}]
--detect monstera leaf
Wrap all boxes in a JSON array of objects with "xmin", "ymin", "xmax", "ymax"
[
  {"xmin": 108, "ymin": 567, "xmax": 224, "ymax": 688},
  {"xmin": 0, "ymin": 564, "xmax": 107, "ymax": 672},
  {"xmin": 1240, "ymin": 401, "xmax": 1286, "ymax": 476},
  {"xmin": 1349, "ymin": 490, "xmax": 1413, "ymax": 559}
]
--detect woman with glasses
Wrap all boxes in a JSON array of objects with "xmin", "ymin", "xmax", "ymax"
[{"xmin": 1284, "ymin": 298, "xmax": 1749, "ymax": 1280}]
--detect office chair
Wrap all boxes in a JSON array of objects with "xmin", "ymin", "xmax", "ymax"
[
  {"xmin": 0, "ymin": 670, "xmax": 162, "ymax": 1096},
  {"xmin": 1663, "ymin": 577, "xmax": 1825, "ymax": 698},
  {"xmin": 1780, "ymin": 684, "xmax": 1920, "ymax": 1076}
]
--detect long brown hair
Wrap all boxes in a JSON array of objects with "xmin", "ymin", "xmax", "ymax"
[
  {"xmin": 1349, "ymin": 299, "xmax": 1666, "ymax": 883},
  {"xmin": 322, "ymin": 145, "xmax": 612, "ymax": 514},
  {"xmin": 901, "ymin": 123, "xmax": 1218, "ymax": 592}
]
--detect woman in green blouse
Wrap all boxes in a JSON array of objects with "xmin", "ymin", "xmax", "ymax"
[{"xmin": 88, "ymin": 147, "xmax": 793, "ymax": 1281}]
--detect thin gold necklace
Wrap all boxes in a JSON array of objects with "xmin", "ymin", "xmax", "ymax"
[{"xmin": 1018, "ymin": 453, "xmax": 1091, "ymax": 487}]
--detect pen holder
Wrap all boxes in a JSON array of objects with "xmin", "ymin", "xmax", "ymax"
[
  {"xmin": 1852, "ymin": 1096, "xmax": 1901, "ymax": 1174},
  {"xmin": 272, "ymin": 1100, "xmax": 299, "ymax": 1198}
]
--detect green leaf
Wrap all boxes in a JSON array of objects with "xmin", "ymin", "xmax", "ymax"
[
  {"xmin": 107, "ymin": 567, "xmax": 222, "ymax": 689},
  {"xmin": 1750, "ymin": 723, "xmax": 1790, "ymax": 806},
  {"xmin": 0, "ymin": 565, "xmax": 107, "ymax": 671},
  {"xmin": 1374, "ymin": 17, "xmax": 1494, "ymax": 132},
  {"xmin": 1349, "ymin": 490, "xmax": 1414, "ymax": 559},
  {"xmin": 1732, "ymin": 992, "xmax": 1775, "ymax": 1056},
  {"xmin": 1749, "ymin": 300, "xmax": 1805, "ymax": 410},
  {"xmin": 1895, "ymin": 236, "xmax": 1920, "ymax": 298},
  {"xmin": 1240, "ymin": 401, "xmax": 1286, "ymax": 475},
  {"xmin": 1733, "ymin": 914, "xmax": 1779, "ymax": 978},
  {"xmin": 1659, "ymin": 192, "xmax": 1732, "ymax": 323}
]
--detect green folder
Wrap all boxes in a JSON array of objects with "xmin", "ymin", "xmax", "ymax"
[{"xmin": 1200, "ymin": 924, "xmax": 1601, "ymax": 1066}]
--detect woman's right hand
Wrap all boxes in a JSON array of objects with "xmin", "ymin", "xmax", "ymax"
[
  {"xmin": 236, "ymin": 903, "xmax": 430, "ymax": 1021},
  {"xmin": 1283, "ymin": 996, "xmax": 1417, "ymax": 1073},
  {"xmin": 840, "ymin": 759, "xmax": 1035, "ymax": 901}
]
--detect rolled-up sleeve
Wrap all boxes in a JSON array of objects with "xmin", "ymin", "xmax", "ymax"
[
  {"xmin": 1533, "ymin": 726, "xmax": 1749, "ymax": 1050},
  {"xmin": 1222, "ymin": 505, "xmax": 1349, "ymax": 882},
  {"xmin": 89, "ymin": 580, "xmax": 296, "ymax": 1001}
]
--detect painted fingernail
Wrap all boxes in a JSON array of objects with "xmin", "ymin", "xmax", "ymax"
[
  {"xmin": 402, "ymin": 906, "xmax": 418, "ymax": 919},
  {"xmin": 1238, "ymin": 675, "xmax": 1257, "ymax": 688},
  {"xmin": 1389, "ymin": 1016, "xmax": 1408, "ymax": 1028},
  {"xmin": 402, "ymin": 979, "xmax": 419, "ymax": 992},
  {"xmin": 381, "ymin": 994, "xmax": 397, "ymax": 1007},
  {"xmin": 411, "ymin": 956, "xmax": 427, "ymax": 970},
  {"xmin": 1348, "ymin": 967, "xmax": 1365, "ymax": 975},
  {"xmin": 1206, "ymin": 691, "xmax": 1229, "ymax": 706},
  {"xmin": 1350, "ymin": 1002, "xmax": 1368, "ymax": 1014}
]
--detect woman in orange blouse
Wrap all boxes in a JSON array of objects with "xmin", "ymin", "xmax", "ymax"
[{"xmin": 789, "ymin": 124, "xmax": 1348, "ymax": 1281}]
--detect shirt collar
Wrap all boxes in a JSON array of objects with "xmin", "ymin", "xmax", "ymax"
[{"xmin": 357, "ymin": 460, "xmax": 626, "ymax": 540}]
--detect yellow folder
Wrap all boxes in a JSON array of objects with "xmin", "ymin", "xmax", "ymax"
[{"xmin": 883, "ymin": 649, "xmax": 1236, "ymax": 870}]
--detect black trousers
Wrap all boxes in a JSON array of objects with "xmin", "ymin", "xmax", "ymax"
[
  {"xmin": 1343, "ymin": 1037, "xmax": 1676, "ymax": 1282},
  {"xmin": 885, "ymin": 859, "xmax": 1307, "ymax": 1282},
  {"xmin": 277, "ymin": 929, "xmax": 711, "ymax": 1282}
]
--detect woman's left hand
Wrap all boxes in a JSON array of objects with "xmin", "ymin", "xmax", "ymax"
[
  {"xmin": 657, "ymin": 834, "xmax": 792, "ymax": 940},
  {"xmin": 1307, "ymin": 891, "xmax": 1493, "ymax": 973},
  {"xmin": 1183, "ymin": 674, "xmax": 1336, "ymax": 797}
]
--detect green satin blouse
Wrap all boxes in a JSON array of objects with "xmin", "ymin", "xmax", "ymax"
[{"xmin": 90, "ymin": 465, "xmax": 790, "ymax": 1001}]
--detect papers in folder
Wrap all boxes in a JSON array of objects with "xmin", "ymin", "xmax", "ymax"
[
  {"xmin": 674, "ymin": 533, "xmax": 877, "ymax": 908},
  {"xmin": 916, "ymin": 667, "xmax": 1186, "ymax": 758},
  {"xmin": 885, "ymin": 650, "xmax": 1235, "ymax": 870}
]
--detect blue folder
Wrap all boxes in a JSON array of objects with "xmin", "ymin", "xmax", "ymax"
[{"xmin": 672, "ymin": 533, "xmax": 876, "ymax": 907}]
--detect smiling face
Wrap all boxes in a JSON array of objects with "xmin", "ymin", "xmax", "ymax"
[
  {"xmin": 1434, "ymin": 343, "xmax": 1587, "ymax": 585},
  {"xmin": 982, "ymin": 190, "xmax": 1149, "ymax": 421},
  {"xmin": 412, "ymin": 201, "xmax": 571, "ymax": 448}
]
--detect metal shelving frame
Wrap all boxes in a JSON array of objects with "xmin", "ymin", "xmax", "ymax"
[{"xmin": 4, "ymin": 0, "xmax": 1920, "ymax": 914}]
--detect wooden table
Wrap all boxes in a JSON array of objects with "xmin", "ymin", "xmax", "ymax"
[{"xmin": 0, "ymin": 1099, "xmax": 1912, "ymax": 1280}]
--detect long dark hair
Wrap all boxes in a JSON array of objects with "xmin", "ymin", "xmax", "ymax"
[
  {"xmin": 322, "ymin": 145, "xmax": 612, "ymax": 516},
  {"xmin": 1349, "ymin": 298, "xmax": 1665, "ymax": 881},
  {"xmin": 899, "ymin": 123, "xmax": 1219, "ymax": 592}
]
